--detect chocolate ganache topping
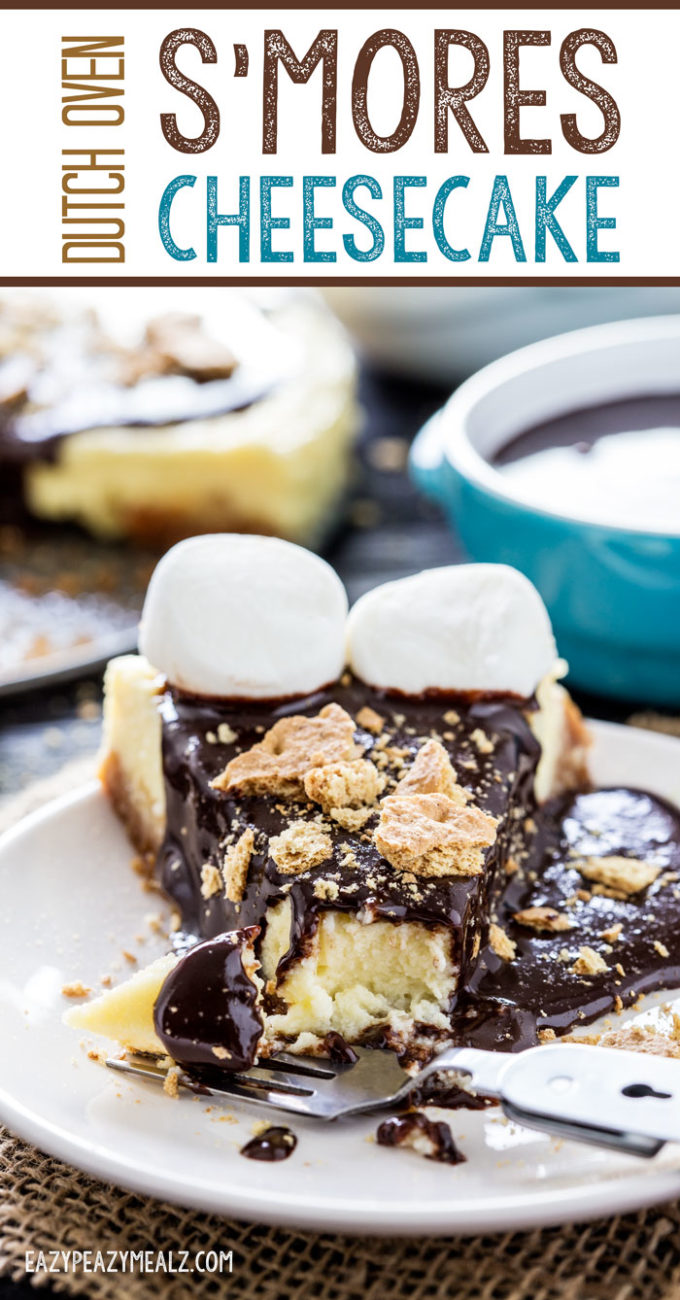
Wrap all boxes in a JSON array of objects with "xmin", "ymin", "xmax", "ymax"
[
  {"xmin": 153, "ymin": 676, "xmax": 680, "ymax": 1077},
  {"xmin": 154, "ymin": 927, "xmax": 263, "ymax": 1072},
  {"xmin": 157, "ymin": 677, "xmax": 540, "ymax": 970}
]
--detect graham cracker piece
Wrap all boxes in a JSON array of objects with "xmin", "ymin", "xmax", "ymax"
[
  {"xmin": 200, "ymin": 864, "xmax": 223, "ymax": 900},
  {"xmin": 572, "ymin": 946, "xmax": 608, "ymax": 976},
  {"xmin": 145, "ymin": 313, "xmax": 237, "ymax": 382},
  {"xmin": 304, "ymin": 759, "xmax": 384, "ymax": 812},
  {"xmin": 489, "ymin": 924, "xmax": 517, "ymax": 962},
  {"xmin": 513, "ymin": 906, "xmax": 573, "ymax": 933},
  {"xmin": 395, "ymin": 740, "xmax": 466, "ymax": 804},
  {"xmin": 269, "ymin": 821, "xmax": 333, "ymax": 875},
  {"xmin": 212, "ymin": 704, "xmax": 360, "ymax": 798},
  {"xmin": 222, "ymin": 827, "xmax": 255, "ymax": 904},
  {"xmin": 356, "ymin": 705, "xmax": 385, "ymax": 734},
  {"xmin": 576, "ymin": 855, "xmax": 660, "ymax": 896},
  {"xmin": 374, "ymin": 792, "xmax": 496, "ymax": 878}
]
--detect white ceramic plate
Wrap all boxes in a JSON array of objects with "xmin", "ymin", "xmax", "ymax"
[{"xmin": 1, "ymin": 720, "xmax": 680, "ymax": 1237}]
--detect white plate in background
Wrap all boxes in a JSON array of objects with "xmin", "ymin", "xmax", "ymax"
[{"xmin": 323, "ymin": 287, "xmax": 680, "ymax": 383}]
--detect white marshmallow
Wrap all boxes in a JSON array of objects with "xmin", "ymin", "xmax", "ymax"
[
  {"xmin": 346, "ymin": 564, "xmax": 557, "ymax": 697},
  {"xmin": 139, "ymin": 535, "xmax": 347, "ymax": 698}
]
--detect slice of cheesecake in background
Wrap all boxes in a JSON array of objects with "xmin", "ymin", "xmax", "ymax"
[
  {"xmin": 68, "ymin": 537, "xmax": 591, "ymax": 1069},
  {"xmin": 0, "ymin": 290, "xmax": 358, "ymax": 547}
]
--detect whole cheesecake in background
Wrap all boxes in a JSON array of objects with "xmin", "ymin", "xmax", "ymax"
[
  {"xmin": 68, "ymin": 537, "xmax": 597, "ymax": 1069},
  {"xmin": 0, "ymin": 290, "xmax": 358, "ymax": 547}
]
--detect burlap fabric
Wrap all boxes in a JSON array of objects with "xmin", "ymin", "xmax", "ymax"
[{"xmin": 3, "ymin": 745, "xmax": 680, "ymax": 1300}]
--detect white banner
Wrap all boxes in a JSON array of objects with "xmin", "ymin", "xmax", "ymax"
[{"xmin": 1, "ymin": 8, "xmax": 676, "ymax": 279}]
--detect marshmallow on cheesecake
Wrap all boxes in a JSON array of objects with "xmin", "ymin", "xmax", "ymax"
[
  {"xmin": 346, "ymin": 564, "xmax": 557, "ymax": 698},
  {"xmin": 139, "ymin": 534, "xmax": 348, "ymax": 699},
  {"xmin": 346, "ymin": 564, "xmax": 587, "ymax": 802}
]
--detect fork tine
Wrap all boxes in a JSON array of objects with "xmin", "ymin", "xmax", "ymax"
[
  {"xmin": 106, "ymin": 1057, "xmax": 320, "ymax": 1114},
  {"xmin": 214, "ymin": 1079, "xmax": 323, "ymax": 1117},
  {"xmin": 228, "ymin": 1066, "xmax": 314, "ymax": 1095},
  {"xmin": 106, "ymin": 1043, "xmax": 413, "ymax": 1121},
  {"xmin": 259, "ymin": 1054, "xmax": 337, "ymax": 1079}
]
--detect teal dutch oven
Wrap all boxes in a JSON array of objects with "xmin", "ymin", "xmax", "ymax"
[{"xmin": 409, "ymin": 316, "xmax": 680, "ymax": 705}]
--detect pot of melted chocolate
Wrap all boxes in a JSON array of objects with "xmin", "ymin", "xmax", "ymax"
[{"xmin": 493, "ymin": 393, "xmax": 680, "ymax": 534}]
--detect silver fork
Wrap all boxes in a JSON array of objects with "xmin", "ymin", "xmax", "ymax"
[{"xmin": 107, "ymin": 1041, "xmax": 680, "ymax": 1158}]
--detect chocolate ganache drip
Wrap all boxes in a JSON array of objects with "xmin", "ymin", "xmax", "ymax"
[{"xmin": 154, "ymin": 928, "xmax": 263, "ymax": 1072}]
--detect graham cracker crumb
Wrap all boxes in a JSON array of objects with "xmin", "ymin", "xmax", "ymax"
[
  {"xmin": 375, "ymin": 792, "xmax": 496, "ymax": 878},
  {"xmin": 131, "ymin": 852, "xmax": 155, "ymax": 881},
  {"xmin": 443, "ymin": 710, "xmax": 460, "ymax": 726},
  {"xmin": 330, "ymin": 806, "xmax": 374, "ymax": 831},
  {"xmin": 163, "ymin": 1067, "xmax": 180, "ymax": 1099},
  {"xmin": 269, "ymin": 821, "xmax": 333, "ymax": 875},
  {"xmin": 314, "ymin": 878, "xmax": 340, "ymax": 902},
  {"xmin": 601, "ymin": 923, "xmax": 623, "ymax": 943},
  {"xmin": 576, "ymin": 855, "xmax": 660, "ymax": 896},
  {"xmin": 654, "ymin": 940, "xmax": 671, "ymax": 959},
  {"xmin": 217, "ymin": 722, "xmax": 237, "ymax": 745},
  {"xmin": 222, "ymin": 828, "xmax": 255, "ymax": 904},
  {"xmin": 513, "ymin": 906, "xmax": 573, "ymax": 933},
  {"xmin": 395, "ymin": 739, "xmax": 466, "ymax": 804},
  {"xmin": 356, "ymin": 706, "xmax": 385, "ymax": 734},
  {"xmin": 469, "ymin": 728, "xmax": 494, "ymax": 755},
  {"xmin": 200, "ymin": 863, "xmax": 223, "ymax": 900},
  {"xmin": 304, "ymin": 759, "xmax": 384, "ymax": 812},
  {"xmin": 538, "ymin": 1028, "xmax": 557, "ymax": 1043},
  {"xmin": 122, "ymin": 951, "xmax": 137, "ymax": 965},
  {"xmin": 599, "ymin": 1024, "xmax": 680, "ymax": 1059},
  {"xmin": 212, "ymin": 1046, "xmax": 230, "ymax": 1061},
  {"xmin": 212, "ymin": 704, "xmax": 360, "ymax": 798},
  {"xmin": 572, "ymin": 946, "xmax": 608, "ymax": 976},
  {"xmin": 61, "ymin": 981, "xmax": 91, "ymax": 999}
]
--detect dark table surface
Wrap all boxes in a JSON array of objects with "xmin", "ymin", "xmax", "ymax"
[{"xmin": 0, "ymin": 365, "xmax": 654, "ymax": 1299}]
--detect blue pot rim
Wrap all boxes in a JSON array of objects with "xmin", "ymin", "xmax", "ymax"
[{"xmin": 431, "ymin": 313, "xmax": 680, "ymax": 544}]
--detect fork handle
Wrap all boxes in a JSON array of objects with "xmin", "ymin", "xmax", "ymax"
[{"xmin": 425, "ymin": 1042, "xmax": 680, "ymax": 1157}]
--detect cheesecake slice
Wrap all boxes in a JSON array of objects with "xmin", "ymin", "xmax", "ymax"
[
  {"xmin": 68, "ymin": 538, "xmax": 590, "ymax": 1067},
  {"xmin": 0, "ymin": 290, "xmax": 358, "ymax": 547}
]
